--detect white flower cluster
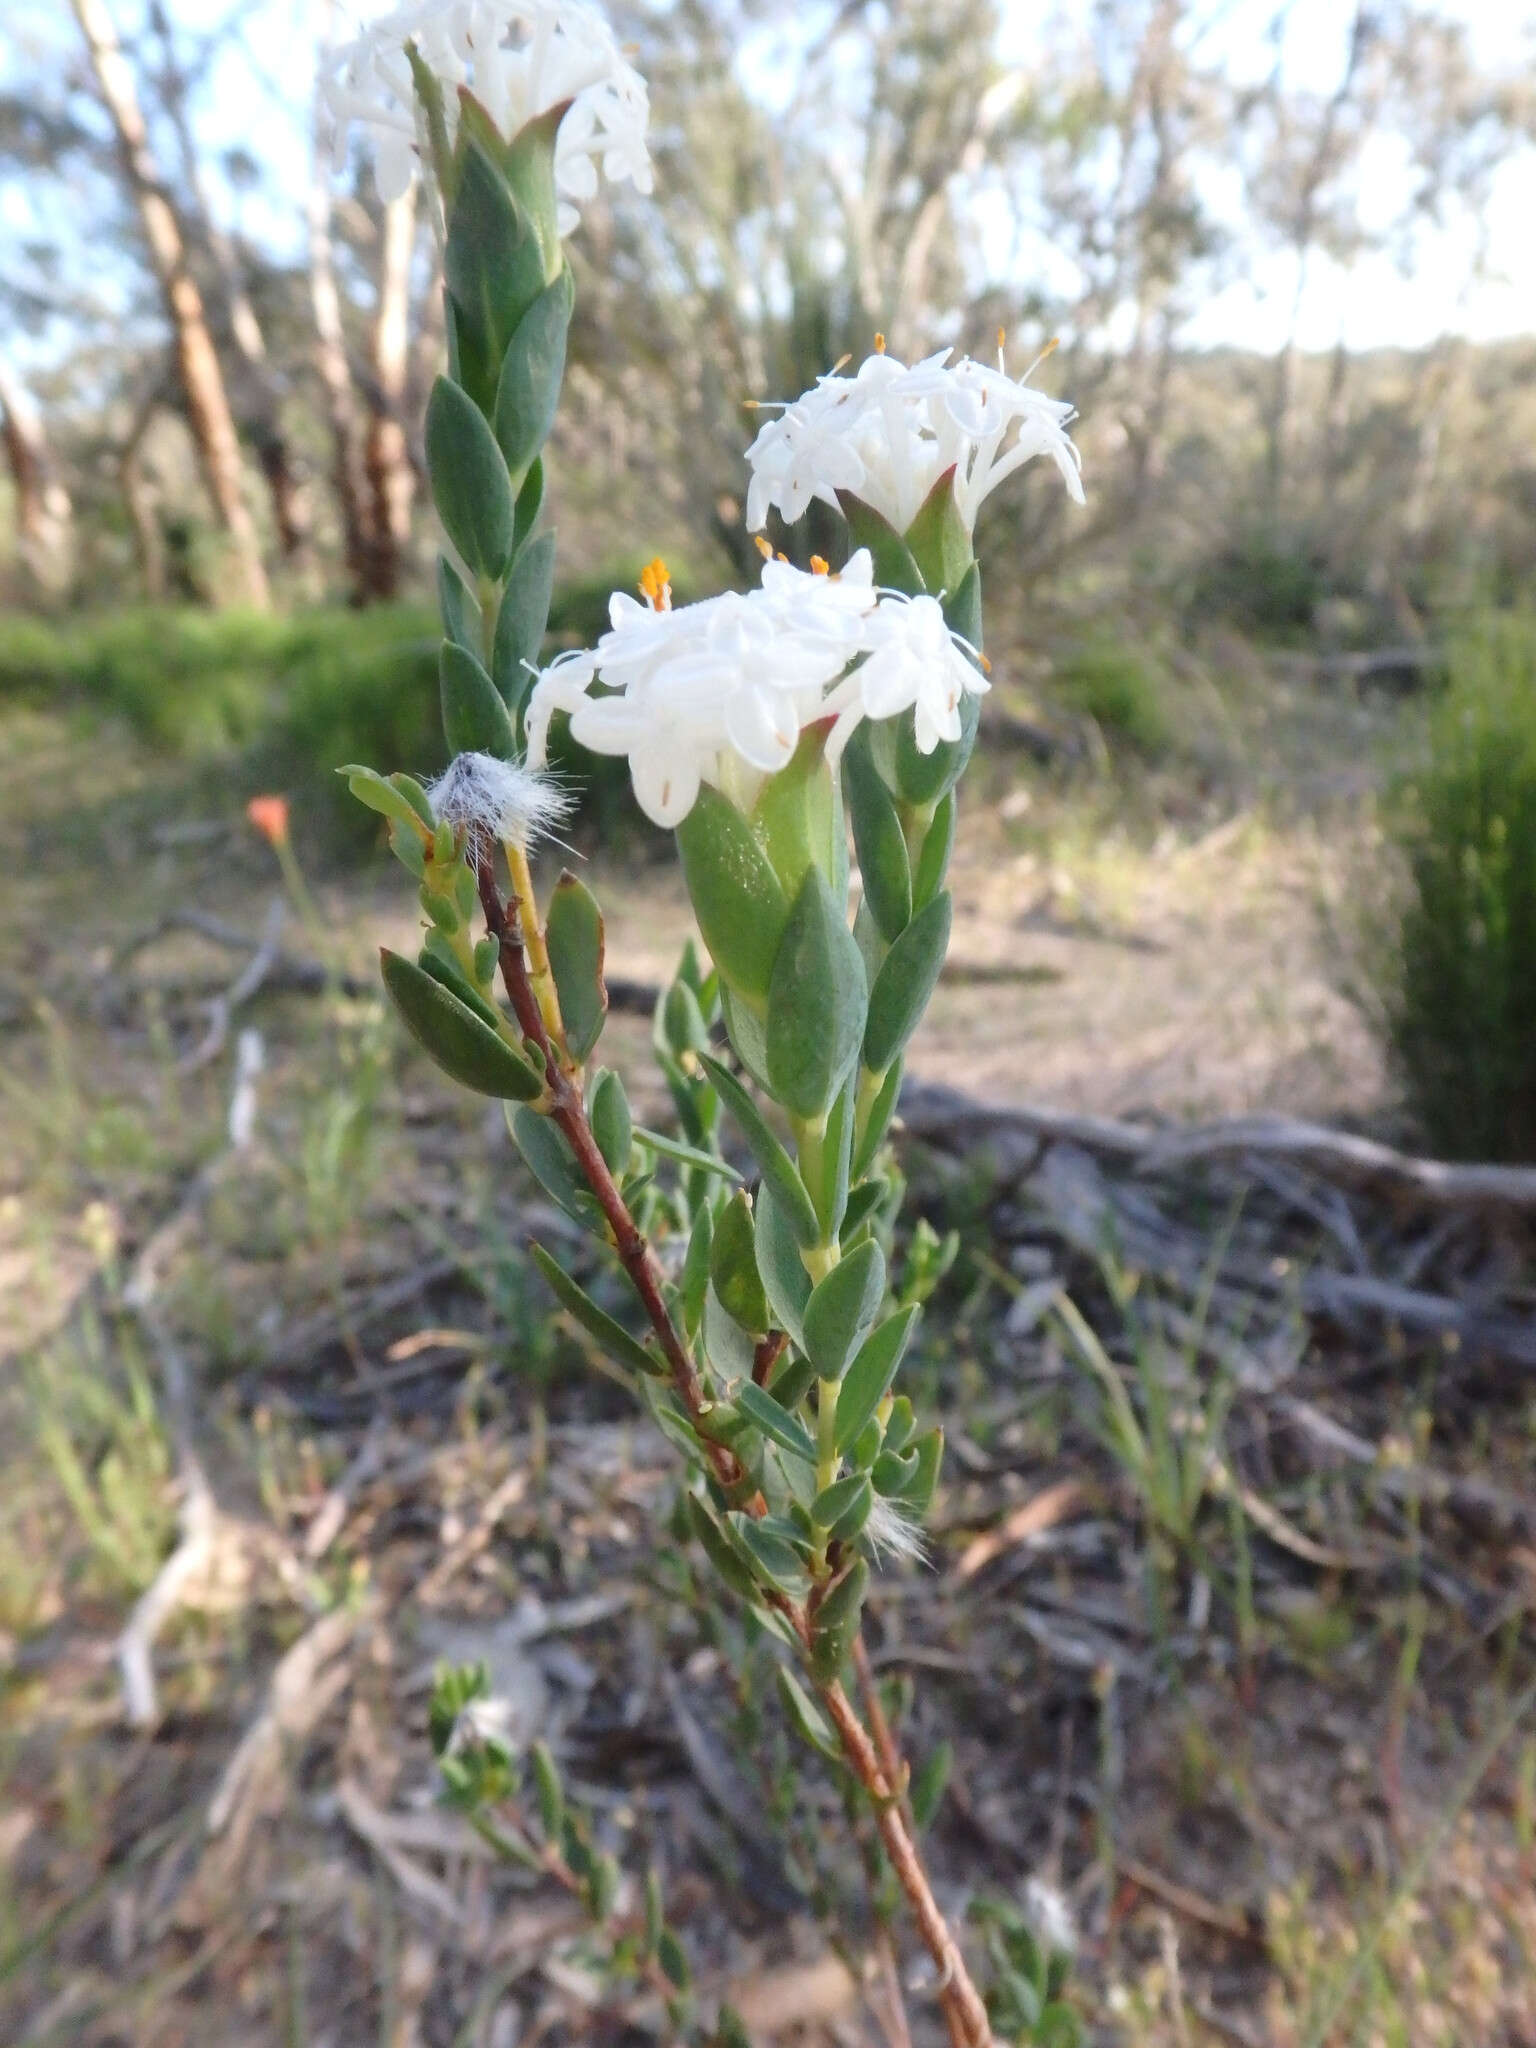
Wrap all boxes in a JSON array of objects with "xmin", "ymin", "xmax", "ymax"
[
  {"xmin": 525, "ymin": 552, "xmax": 986, "ymax": 827},
  {"xmin": 324, "ymin": 0, "xmax": 651, "ymax": 232},
  {"xmin": 745, "ymin": 343, "xmax": 1084, "ymax": 538}
]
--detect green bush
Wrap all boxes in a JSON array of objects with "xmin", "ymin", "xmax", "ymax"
[
  {"xmin": 0, "ymin": 595, "xmax": 643, "ymax": 849},
  {"xmin": 1380, "ymin": 615, "xmax": 1536, "ymax": 1161},
  {"xmin": 1189, "ymin": 530, "xmax": 1325, "ymax": 643},
  {"xmin": 1052, "ymin": 634, "xmax": 1171, "ymax": 757}
]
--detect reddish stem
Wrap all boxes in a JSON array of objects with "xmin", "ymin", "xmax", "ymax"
[{"xmin": 475, "ymin": 857, "xmax": 993, "ymax": 2045}]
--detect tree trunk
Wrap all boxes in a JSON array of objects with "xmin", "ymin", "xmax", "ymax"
[
  {"xmin": 307, "ymin": 15, "xmax": 373, "ymax": 602},
  {"xmin": 0, "ymin": 358, "xmax": 73, "ymax": 598},
  {"xmin": 360, "ymin": 188, "xmax": 419, "ymax": 601},
  {"xmin": 69, "ymin": 0, "xmax": 269, "ymax": 608},
  {"xmin": 148, "ymin": 0, "xmax": 308, "ymax": 565},
  {"xmin": 120, "ymin": 373, "xmax": 170, "ymax": 599}
]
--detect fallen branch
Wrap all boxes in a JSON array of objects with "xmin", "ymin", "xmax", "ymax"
[
  {"xmin": 898, "ymin": 1083, "xmax": 1536, "ymax": 1218},
  {"xmin": 117, "ymin": 1029, "xmax": 267, "ymax": 1726}
]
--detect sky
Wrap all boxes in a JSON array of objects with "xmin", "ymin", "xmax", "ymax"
[{"xmin": 3, "ymin": 0, "xmax": 1535, "ymax": 365}]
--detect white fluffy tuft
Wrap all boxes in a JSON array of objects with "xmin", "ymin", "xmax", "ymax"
[
  {"xmin": 1022, "ymin": 1875, "xmax": 1078, "ymax": 1957},
  {"xmin": 426, "ymin": 752, "xmax": 573, "ymax": 853},
  {"xmin": 864, "ymin": 1495, "xmax": 929, "ymax": 1567}
]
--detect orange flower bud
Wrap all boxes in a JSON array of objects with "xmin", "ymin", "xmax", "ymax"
[{"xmin": 246, "ymin": 795, "xmax": 290, "ymax": 846}]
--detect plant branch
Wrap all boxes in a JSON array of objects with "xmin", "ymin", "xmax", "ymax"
[{"xmin": 474, "ymin": 857, "xmax": 994, "ymax": 2046}]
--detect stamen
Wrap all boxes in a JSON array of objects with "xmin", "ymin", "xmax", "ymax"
[
  {"xmin": 873, "ymin": 332, "xmax": 886, "ymax": 354},
  {"xmin": 809, "ymin": 554, "xmax": 830, "ymax": 575},
  {"xmin": 997, "ymin": 325, "xmax": 1007, "ymax": 372},
  {"xmin": 638, "ymin": 557, "xmax": 672, "ymax": 610},
  {"xmin": 830, "ymin": 352, "xmax": 853, "ymax": 375},
  {"xmin": 1023, "ymin": 335, "xmax": 1060, "ymax": 382},
  {"xmin": 754, "ymin": 534, "xmax": 774, "ymax": 559}
]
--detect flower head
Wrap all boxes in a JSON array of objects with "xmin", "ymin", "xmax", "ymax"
[
  {"xmin": 745, "ymin": 338, "xmax": 1083, "ymax": 538},
  {"xmin": 426, "ymin": 750, "xmax": 572, "ymax": 854},
  {"xmin": 822, "ymin": 590, "xmax": 987, "ymax": 763},
  {"xmin": 246, "ymin": 794, "xmax": 291, "ymax": 846},
  {"xmin": 526, "ymin": 552, "xmax": 876, "ymax": 827},
  {"xmin": 443, "ymin": 1689, "xmax": 518, "ymax": 1758},
  {"xmin": 324, "ymin": 0, "xmax": 651, "ymax": 232}
]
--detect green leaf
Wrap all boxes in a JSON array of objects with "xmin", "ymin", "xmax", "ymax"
[
  {"xmin": 530, "ymin": 1741, "xmax": 563, "ymax": 1836},
  {"xmin": 894, "ymin": 1427, "xmax": 943, "ymax": 1515},
  {"xmin": 751, "ymin": 723, "xmax": 843, "ymax": 903},
  {"xmin": 437, "ymin": 555, "xmax": 480, "ymax": 651},
  {"xmin": 732, "ymin": 1512, "xmax": 810, "ymax": 1592},
  {"xmin": 883, "ymin": 1395, "xmax": 916, "ymax": 1454},
  {"xmin": 864, "ymin": 890, "xmax": 951, "ymax": 1075},
  {"xmin": 676, "ymin": 787, "xmax": 790, "ymax": 1002},
  {"xmin": 588, "ymin": 1068, "xmax": 631, "ymax": 1174},
  {"xmin": 835, "ymin": 1306, "xmax": 919, "ymax": 1453},
  {"xmin": 873, "ymin": 1446, "xmax": 919, "ymax": 1495},
  {"xmin": 440, "ymin": 640, "xmax": 517, "ymax": 759},
  {"xmin": 699, "ymin": 1054, "xmax": 820, "ymax": 1249},
  {"xmin": 545, "ymin": 871, "xmax": 607, "ymax": 1060},
  {"xmin": 912, "ymin": 792, "xmax": 956, "ymax": 911},
  {"xmin": 509, "ymin": 1105, "xmax": 600, "ymax": 1228},
  {"xmin": 775, "ymin": 1666, "xmax": 842, "ymax": 1762},
  {"xmin": 442, "ymin": 137, "xmax": 546, "ymax": 409},
  {"xmin": 802, "ymin": 1239, "xmax": 886, "ymax": 1380},
  {"xmin": 390, "ymin": 772, "xmax": 436, "ymax": 827},
  {"xmin": 501, "ymin": 102, "xmax": 565, "ymax": 288},
  {"xmin": 679, "ymin": 1203, "xmax": 713, "ymax": 1338},
  {"xmin": 588, "ymin": 1850, "xmax": 620, "ymax": 1923},
  {"xmin": 719, "ymin": 983, "xmax": 773, "ymax": 1092},
  {"xmin": 851, "ymin": 1058, "xmax": 904, "ymax": 1181},
  {"xmin": 660, "ymin": 978, "xmax": 709, "ymax": 1058},
  {"xmin": 687, "ymin": 1495, "xmax": 758, "ymax": 1602},
  {"xmin": 733, "ymin": 1380, "xmax": 816, "ymax": 1465},
  {"xmin": 944, "ymin": 559, "xmax": 983, "ymax": 651},
  {"xmin": 493, "ymin": 530, "xmax": 556, "ymax": 710},
  {"xmin": 843, "ymin": 727, "xmax": 912, "ymax": 943},
  {"xmin": 810, "ymin": 1557, "xmax": 868, "ymax": 1681},
  {"xmin": 656, "ymin": 1927, "xmax": 691, "ymax": 1994},
  {"xmin": 766, "ymin": 1346, "xmax": 816, "ymax": 1410},
  {"xmin": 753, "ymin": 1182, "xmax": 812, "ymax": 1349},
  {"xmin": 892, "ymin": 687, "xmax": 981, "ymax": 806},
  {"xmin": 902, "ymin": 463, "xmax": 972, "ymax": 598},
  {"xmin": 381, "ymin": 949, "xmax": 544, "ymax": 1100},
  {"xmin": 813, "ymin": 1472, "xmax": 873, "ymax": 1541},
  {"xmin": 418, "ymin": 945, "xmax": 502, "ymax": 1031},
  {"xmin": 633, "ymin": 1126, "xmax": 739, "ymax": 1181},
  {"xmin": 710, "ymin": 1190, "xmax": 769, "ymax": 1335},
  {"xmin": 512, "ymin": 455, "xmax": 544, "ymax": 554},
  {"xmin": 909, "ymin": 1740, "xmax": 953, "ymax": 1830},
  {"xmin": 765, "ymin": 867, "xmax": 868, "ymax": 1120},
  {"xmin": 702, "ymin": 1282, "xmax": 756, "ymax": 1383},
  {"xmin": 425, "ymin": 376, "xmax": 514, "ymax": 579},
  {"xmin": 837, "ymin": 488, "xmax": 925, "ymax": 594},
  {"xmin": 342, "ymin": 764, "xmax": 430, "ymax": 835},
  {"xmin": 493, "ymin": 267, "xmax": 574, "ymax": 483},
  {"xmin": 840, "ymin": 1177, "xmax": 888, "ymax": 1241},
  {"xmin": 810, "ymin": 1072, "xmax": 856, "ymax": 1243}
]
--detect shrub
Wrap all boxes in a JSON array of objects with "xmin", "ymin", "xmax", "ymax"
[
  {"xmin": 0, "ymin": 596, "xmax": 641, "ymax": 849},
  {"xmin": 1378, "ymin": 615, "xmax": 1536, "ymax": 1161},
  {"xmin": 1052, "ymin": 633, "xmax": 1171, "ymax": 757},
  {"xmin": 1189, "ymin": 529, "xmax": 1325, "ymax": 642}
]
